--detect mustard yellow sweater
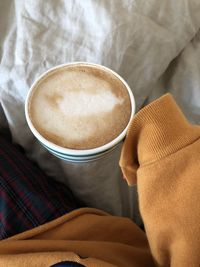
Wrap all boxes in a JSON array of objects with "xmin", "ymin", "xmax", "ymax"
[{"xmin": 0, "ymin": 94, "xmax": 199, "ymax": 266}]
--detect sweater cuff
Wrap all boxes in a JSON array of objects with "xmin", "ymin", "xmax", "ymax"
[{"xmin": 120, "ymin": 93, "xmax": 200, "ymax": 185}]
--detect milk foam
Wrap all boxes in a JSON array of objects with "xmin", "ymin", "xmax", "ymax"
[
  {"xmin": 29, "ymin": 65, "xmax": 131, "ymax": 149},
  {"xmin": 58, "ymin": 89, "xmax": 124, "ymax": 117}
]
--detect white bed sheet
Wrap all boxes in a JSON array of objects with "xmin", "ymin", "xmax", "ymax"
[{"xmin": 0, "ymin": 0, "xmax": 200, "ymax": 222}]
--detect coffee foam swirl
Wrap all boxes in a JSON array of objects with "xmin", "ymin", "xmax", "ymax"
[
  {"xmin": 29, "ymin": 65, "xmax": 131, "ymax": 149},
  {"xmin": 57, "ymin": 89, "xmax": 124, "ymax": 117}
]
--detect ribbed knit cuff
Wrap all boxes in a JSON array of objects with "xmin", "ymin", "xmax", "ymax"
[{"xmin": 120, "ymin": 94, "xmax": 200, "ymax": 185}]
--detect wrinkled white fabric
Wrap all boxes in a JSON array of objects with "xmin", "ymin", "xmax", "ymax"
[{"xmin": 0, "ymin": 0, "xmax": 200, "ymax": 222}]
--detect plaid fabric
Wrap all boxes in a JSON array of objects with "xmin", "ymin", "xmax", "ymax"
[{"xmin": 0, "ymin": 135, "xmax": 79, "ymax": 239}]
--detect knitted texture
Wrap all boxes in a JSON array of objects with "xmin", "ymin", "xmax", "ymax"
[{"xmin": 120, "ymin": 94, "xmax": 200, "ymax": 266}]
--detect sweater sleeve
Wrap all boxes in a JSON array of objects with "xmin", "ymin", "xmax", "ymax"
[{"xmin": 120, "ymin": 94, "xmax": 200, "ymax": 267}]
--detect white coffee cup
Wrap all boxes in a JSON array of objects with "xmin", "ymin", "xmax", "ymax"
[{"xmin": 25, "ymin": 62, "xmax": 135, "ymax": 162}]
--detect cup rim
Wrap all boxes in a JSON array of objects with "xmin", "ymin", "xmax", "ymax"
[{"xmin": 25, "ymin": 62, "xmax": 135, "ymax": 156}]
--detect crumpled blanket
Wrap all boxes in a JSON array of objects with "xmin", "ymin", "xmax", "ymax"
[{"xmin": 0, "ymin": 0, "xmax": 200, "ymax": 221}]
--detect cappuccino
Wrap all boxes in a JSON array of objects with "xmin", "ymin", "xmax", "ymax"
[{"xmin": 28, "ymin": 64, "xmax": 131, "ymax": 149}]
